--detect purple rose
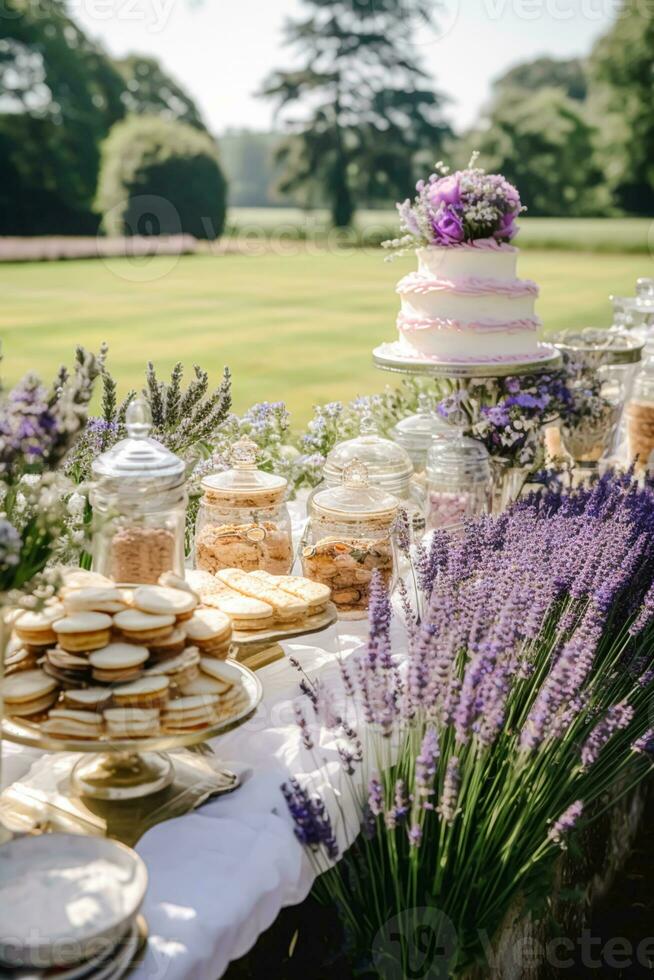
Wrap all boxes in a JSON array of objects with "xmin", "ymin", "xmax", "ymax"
[
  {"xmin": 495, "ymin": 210, "xmax": 518, "ymax": 241},
  {"xmin": 432, "ymin": 207, "xmax": 464, "ymax": 244},
  {"xmin": 429, "ymin": 174, "xmax": 461, "ymax": 208}
]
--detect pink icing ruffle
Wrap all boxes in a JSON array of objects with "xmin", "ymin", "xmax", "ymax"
[
  {"xmin": 397, "ymin": 272, "xmax": 538, "ymax": 297},
  {"xmin": 397, "ymin": 312, "xmax": 541, "ymax": 334}
]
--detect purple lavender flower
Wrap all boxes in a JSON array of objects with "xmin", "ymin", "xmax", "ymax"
[
  {"xmin": 281, "ymin": 779, "xmax": 339, "ymax": 860},
  {"xmin": 408, "ymin": 824, "xmax": 423, "ymax": 848},
  {"xmin": 581, "ymin": 702, "xmax": 635, "ymax": 768},
  {"xmin": 368, "ymin": 774, "xmax": 384, "ymax": 817},
  {"xmin": 438, "ymin": 757, "xmax": 460, "ymax": 823},
  {"xmin": 415, "ymin": 728, "xmax": 439, "ymax": 798},
  {"xmin": 631, "ymin": 729, "xmax": 654, "ymax": 755},
  {"xmin": 548, "ymin": 800, "xmax": 583, "ymax": 848},
  {"xmin": 294, "ymin": 704, "xmax": 314, "ymax": 751},
  {"xmin": 0, "ymin": 518, "xmax": 21, "ymax": 573}
]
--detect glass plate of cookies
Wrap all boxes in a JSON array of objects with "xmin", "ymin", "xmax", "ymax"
[{"xmin": 2, "ymin": 571, "xmax": 263, "ymax": 800}]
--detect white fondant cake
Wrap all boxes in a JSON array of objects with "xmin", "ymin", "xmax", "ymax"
[{"xmin": 394, "ymin": 241, "xmax": 542, "ymax": 363}]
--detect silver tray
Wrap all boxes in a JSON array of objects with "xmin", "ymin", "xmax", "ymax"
[{"xmin": 372, "ymin": 341, "xmax": 562, "ymax": 378}]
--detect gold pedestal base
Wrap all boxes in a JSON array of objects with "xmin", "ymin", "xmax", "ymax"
[{"xmin": 71, "ymin": 751, "xmax": 175, "ymax": 801}]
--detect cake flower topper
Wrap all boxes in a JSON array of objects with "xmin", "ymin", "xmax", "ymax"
[{"xmin": 383, "ymin": 152, "xmax": 525, "ymax": 256}]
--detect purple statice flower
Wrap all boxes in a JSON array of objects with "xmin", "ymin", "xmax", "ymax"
[
  {"xmin": 408, "ymin": 824, "xmax": 423, "ymax": 848},
  {"xmin": 294, "ymin": 703, "xmax": 314, "ymax": 751},
  {"xmin": 548, "ymin": 800, "xmax": 583, "ymax": 848},
  {"xmin": 631, "ymin": 729, "xmax": 654, "ymax": 754},
  {"xmin": 415, "ymin": 728, "xmax": 439, "ymax": 798},
  {"xmin": 581, "ymin": 702, "xmax": 635, "ymax": 769},
  {"xmin": 281, "ymin": 779, "xmax": 339, "ymax": 860},
  {"xmin": 368, "ymin": 774, "xmax": 384, "ymax": 817},
  {"xmin": 438, "ymin": 756, "xmax": 460, "ymax": 823}
]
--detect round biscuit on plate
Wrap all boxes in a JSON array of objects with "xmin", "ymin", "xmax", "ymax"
[
  {"xmin": 103, "ymin": 707, "xmax": 160, "ymax": 738},
  {"xmin": 62, "ymin": 688, "xmax": 113, "ymax": 711},
  {"xmin": 132, "ymin": 585, "xmax": 198, "ymax": 621},
  {"xmin": 145, "ymin": 647, "xmax": 200, "ymax": 687},
  {"xmin": 183, "ymin": 609, "xmax": 232, "ymax": 657},
  {"xmin": 89, "ymin": 642, "xmax": 149, "ymax": 683},
  {"xmin": 111, "ymin": 675, "xmax": 170, "ymax": 709},
  {"xmin": 113, "ymin": 609, "xmax": 176, "ymax": 644},
  {"xmin": 41, "ymin": 709, "xmax": 104, "ymax": 739},
  {"xmin": 52, "ymin": 612, "xmax": 113, "ymax": 653},
  {"xmin": 3, "ymin": 670, "xmax": 59, "ymax": 717},
  {"xmin": 14, "ymin": 604, "xmax": 66, "ymax": 647},
  {"xmin": 62, "ymin": 587, "xmax": 127, "ymax": 615},
  {"xmin": 147, "ymin": 627, "xmax": 188, "ymax": 660}
]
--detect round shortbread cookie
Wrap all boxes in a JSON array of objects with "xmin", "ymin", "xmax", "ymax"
[
  {"xmin": 133, "ymin": 585, "xmax": 197, "ymax": 619},
  {"xmin": 146, "ymin": 648, "xmax": 200, "ymax": 678},
  {"xmin": 104, "ymin": 707, "xmax": 160, "ymax": 737},
  {"xmin": 184, "ymin": 609, "xmax": 232, "ymax": 644},
  {"xmin": 199, "ymin": 658, "xmax": 240, "ymax": 686},
  {"xmin": 63, "ymin": 587, "xmax": 127, "ymax": 614},
  {"xmin": 60, "ymin": 568, "xmax": 114, "ymax": 591},
  {"xmin": 89, "ymin": 643, "xmax": 150, "ymax": 671},
  {"xmin": 112, "ymin": 676, "xmax": 170, "ymax": 707},
  {"xmin": 113, "ymin": 609, "xmax": 176, "ymax": 641},
  {"xmin": 63, "ymin": 688, "xmax": 113, "ymax": 710},
  {"xmin": 4, "ymin": 669, "xmax": 58, "ymax": 705},
  {"xmin": 179, "ymin": 674, "xmax": 231, "ymax": 696},
  {"xmin": 52, "ymin": 612, "xmax": 113, "ymax": 652}
]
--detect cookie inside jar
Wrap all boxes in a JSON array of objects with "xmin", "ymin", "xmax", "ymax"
[
  {"xmin": 302, "ymin": 458, "xmax": 399, "ymax": 620},
  {"xmin": 194, "ymin": 436, "xmax": 293, "ymax": 576}
]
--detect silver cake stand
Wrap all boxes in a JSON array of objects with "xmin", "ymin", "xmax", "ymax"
[{"xmin": 373, "ymin": 341, "xmax": 562, "ymax": 379}]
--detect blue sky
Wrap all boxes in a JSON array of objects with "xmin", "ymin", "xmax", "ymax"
[{"xmin": 75, "ymin": 0, "xmax": 615, "ymax": 134}]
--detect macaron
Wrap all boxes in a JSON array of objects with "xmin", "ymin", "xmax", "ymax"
[
  {"xmin": 41, "ymin": 709, "xmax": 104, "ymax": 739},
  {"xmin": 113, "ymin": 609, "xmax": 176, "ymax": 644},
  {"xmin": 104, "ymin": 707, "xmax": 161, "ymax": 739},
  {"xmin": 62, "ymin": 688, "xmax": 113, "ymax": 712},
  {"xmin": 53, "ymin": 612, "xmax": 113, "ymax": 653},
  {"xmin": 89, "ymin": 643, "xmax": 149, "ymax": 683},
  {"xmin": 145, "ymin": 647, "xmax": 200, "ymax": 687},
  {"xmin": 132, "ymin": 585, "xmax": 198, "ymax": 622},
  {"xmin": 3, "ymin": 670, "xmax": 59, "ymax": 718},
  {"xmin": 14, "ymin": 604, "xmax": 66, "ymax": 647},
  {"xmin": 111, "ymin": 676, "xmax": 170, "ymax": 710},
  {"xmin": 161, "ymin": 694, "xmax": 220, "ymax": 732},
  {"xmin": 183, "ymin": 609, "xmax": 232, "ymax": 658},
  {"xmin": 62, "ymin": 587, "xmax": 127, "ymax": 615},
  {"xmin": 147, "ymin": 627, "xmax": 188, "ymax": 660}
]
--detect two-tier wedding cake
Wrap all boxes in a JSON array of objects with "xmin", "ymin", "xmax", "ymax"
[{"xmin": 377, "ymin": 160, "xmax": 550, "ymax": 366}]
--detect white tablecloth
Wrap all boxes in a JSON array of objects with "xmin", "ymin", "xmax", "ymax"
[{"xmin": 1, "ymin": 619, "xmax": 374, "ymax": 979}]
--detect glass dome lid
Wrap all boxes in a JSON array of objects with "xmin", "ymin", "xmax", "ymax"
[
  {"xmin": 312, "ymin": 459, "xmax": 399, "ymax": 522},
  {"xmin": 427, "ymin": 433, "xmax": 490, "ymax": 485},
  {"xmin": 200, "ymin": 436, "xmax": 287, "ymax": 498},
  {"xmin": 323, "ymin": 414, "xmax": 414, "ymax": 490},
  {"xmin": 391, "ymin": 393, "xmax": 451, "ymax": 452},
  {"xmin": 91, "ymin": 398, "xmax": 185, "ymax": 491}
]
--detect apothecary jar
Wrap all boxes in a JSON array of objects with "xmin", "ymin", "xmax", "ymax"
[
  {"xmin": 426, "ymin": 434, "xmax": 492, "ymax": 531},
  {"xmin": 301, "ymin": 459, "xmax": 400, "ymax": 620},
  {"xmin": 195, "ymin": 437, "xmax": 293, "ymax": 575},
  {"xmin": 90, "ymin": 398, "xmax": 187, "ymax": 583}
]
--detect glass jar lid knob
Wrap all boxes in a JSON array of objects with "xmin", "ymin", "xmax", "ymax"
[
  {"xmin": 359, "ymin": 412, "xmax": 378, "ymax": 436},
  {"xmin": 125, "ymin": 397, "xmax": 152, "ymax": 440},
  {"xmin": 230, "ymin": 436, "xmax": 259, "ymax": 469},
  {"xmin": 343, "ymin": 458, "xmax": 369, "ymax": 488},
  {"xmin": 417, "ymin": 392, "xmax": 431, "ymax": 413}
]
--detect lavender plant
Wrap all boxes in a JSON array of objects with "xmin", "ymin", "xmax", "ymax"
[{"xmin": 282, "ymin": 473, "xmax": 654, "ymax": 976}]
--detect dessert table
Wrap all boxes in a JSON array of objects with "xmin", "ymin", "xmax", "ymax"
[{"xmin": 1, "ymin": 597, "xmax": 393, "ymax": 979}]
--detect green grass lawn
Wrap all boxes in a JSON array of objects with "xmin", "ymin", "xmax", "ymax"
[
  {"xmin": 229, "ymin": 209, "xmax": 654, "ymax": 253},
  {"xmin": 0, "ymin": 249, "xmax": 650, "ymax": 423}
]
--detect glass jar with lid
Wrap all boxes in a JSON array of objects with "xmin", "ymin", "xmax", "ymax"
[
  {"xmin": 319, "ymin": 414, "xmax": 421, "ymax": 525},
  {"xmin": 426, "ymin": 434, "xmax": 491, "ymax": 531},
  {"xmin": 390, "ymin": 393, "xmax": 452, "ymax": 473},
  {"xmin": 301, "ymin": 458, "xmax": 399, "ymax": 619},
  {"xmin": 626, "ymin": 351, "xmax": 654, "ymax": 471},
  {"xmin": 194, "ymin": 436, "xmax": 293, "ymax": 575},
  {"xmin": 90, "ymin": 398, "xmax": 187, "ymax": 583}
]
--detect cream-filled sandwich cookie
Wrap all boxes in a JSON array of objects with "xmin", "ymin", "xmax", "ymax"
[
  {"xmin": 43, "ymin": 649, "xmax": 92, "ymax": 688},
  {"xmin": 3, "ymin": 670, "xmax": 59, "ymax": 718},
  {"xmin": 112, "ymin": 675, "xmax": 170, "ymax": 709},
  {"xmin": 62, "ymin": 587, "xmax": 127, "ymax": 615},
  {"xmin": 41, "ymin": 709, "xmax": 104, "ymax": 739},
  {"xmin": 89, "ymin": 642, "xmax": 149, "ymax": 683},
  {"xmin": 62, "ymin": 688, "xmax": 113, "ymax": 711},
  {"xmin": 198, "ymin": 657, "xmax": 240, "ymax": 688},
  {"xmin": 104, "ymin": 707, "xmax": 160, "ymax": 738},
  {"xmin": 53, "ymin": 612, "xmax": 113, "ymax": 653},
  {"xmin": 59, "ymin": 568, "xmax": 114, "ymax": 593},
  {"xmin": 4, "ymin": 647, "xmax": 39, "ymax": 676},
  {"xmin": 183, "ymin": 609, "xmax": 232, "ymax": 658},
  {"xmin": 158, "ymin": 571, "xmax": 201, "ymax": 602},
  {"xmin": 113, "ymin": 609, "xmax": 176, "ymax": 644},
  {"xmin": 251, "ymin": 571, "xmax": 332, "ymax": 613},
  {"xmin": 14, "ymin": 604, "xmax": 66, "ymax": 648},
  {"xmin": 216, "ymin": 568, "xmax": 308, "ymax": 622},
  {"xmin": 179, "ymin": 673, "xmax": 232, "ymax": 697},
  {"xmin": 145, "ymin": 647, "xmax": 200, "ymax": 687},
  {"xmin": 184, "ymin": 569, "xmax": 225, "ymax": 598},
  {"xmin": 132, "ymin": 585, "xmax": 197, "ymax": 622},
  {"xmin": 161, "ymin": 694, "xmax": 220, "ymax": 732},
  {"xmin": 147, "ymin": 627, "xmax": 188, "ymax": 660}
]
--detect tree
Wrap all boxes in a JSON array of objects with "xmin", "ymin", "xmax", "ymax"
[
  {"xmin": 462, "ymin": 88, "xmax": 608, "ymax": 217},
  {"xmin": 588, "ymin": 2, "xmax": 654, "ymax": 214},
  {"xmin": 114, "ymin": 56, "xmax": 207, "ymax": 132},
  {"xmin": 0, "ymin": 0, "xmax": 125, "ymax": 230},
  {"xmin": 262, "ymin": 0, "xmax": 449, "ymax": 226},
  {"xmin": 95, "ymin": 115, "xmax": 227, "ymax": 240},
  {"xmin": 492, "ymin": 57, "xmax": 588, "ymax": 102}
]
